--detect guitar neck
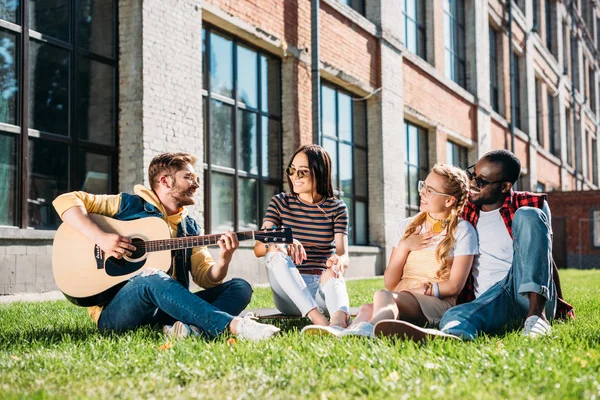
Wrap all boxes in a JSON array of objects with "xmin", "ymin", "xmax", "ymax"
[{"xmin": 144, "ymin": 231, "xmax": 257, "ymax": 252}]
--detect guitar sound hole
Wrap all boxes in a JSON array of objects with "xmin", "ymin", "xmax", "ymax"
[{"xmin": 129, "ymin": 238, "xmax": 147, "ymax": 260}]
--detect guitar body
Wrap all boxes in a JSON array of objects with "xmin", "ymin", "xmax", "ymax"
[{"xmin": 52, "ymin": 215, "xmax": 172, "ymax": 307}]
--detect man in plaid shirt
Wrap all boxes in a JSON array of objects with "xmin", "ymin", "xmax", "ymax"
[{"xmin": 375, "ymin": 149, "xmax": 573, "ymax": 341}]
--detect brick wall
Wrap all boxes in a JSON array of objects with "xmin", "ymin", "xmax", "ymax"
[{"xmin": 547, "ymin": 190, "xmax": 600, "ymax": 269}]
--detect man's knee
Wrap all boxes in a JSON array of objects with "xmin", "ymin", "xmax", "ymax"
[
  {"xmin": 514, "ymin": 207, "xmax": 546, "ymax": 227},
  {"xmin": 228, "ymin": 278, "xmax": 253, "ymax": 304}
]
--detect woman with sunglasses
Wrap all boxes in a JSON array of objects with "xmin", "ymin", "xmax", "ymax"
[
  {"xmin": 254, "ymin": 145, "xmax": 351, "ymax": 332},
  {"xmin": 317, "ymin": 164, "xmax": 477, "ymax": 337}
]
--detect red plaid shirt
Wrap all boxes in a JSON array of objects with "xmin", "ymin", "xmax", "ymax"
[{"xmin": 457, "ymin": 191, "xmax": 574, "ymax": 319}]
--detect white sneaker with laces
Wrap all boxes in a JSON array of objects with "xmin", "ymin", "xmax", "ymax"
[
  {"xmin": 522, "ymin": 315, "xmax": 551, "ymax": 338},
  {"xmin": 162, "ymin": 321, "xmax": 200, "ymax": 339},
  {"xmin": 340, "ymin": 322, "xmax": 375, "ymax": 338},
  {"xmin": 300, "ymin": 324, "xmax": 346, "ymax": 337},
  {"xmin": 235, "ymin": 313, "xmax": 280, "ymax": 341}
]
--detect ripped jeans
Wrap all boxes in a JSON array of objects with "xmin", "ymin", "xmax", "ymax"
[{"xmin": 264, "ymin": 252, "xmax": 350, "ymax": 318}]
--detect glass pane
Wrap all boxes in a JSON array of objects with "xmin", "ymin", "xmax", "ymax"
[
  {"xmin": 407, "ymin": 125, "xmax": 419, "ymax": 165},
  {"xmin": 29, "ymin": 0, "xmax": 69, "ymax": 42},
  {"xmin": 237, "ymin": 45, "xmax": 257, "ymax": 108},
  {"xmin": 406, "ymin": 20, "xmax": 417, "ymax": 53},
  {"xmin": 354, "ymin": 148, "xmax": 367, "ymax": 197},
  {"xmin": 340, "ymin": 143, "xmax": 353, "ymax": 195},
  {"xmin": 78, "ymin": 57, "xmax": 114, "ymax": 145},
  {"xmin": 202, "ymin": 97, "xmax": 207, "ymax": 162},
  {"xmin": 323, "ymin": 137, "xmax": 338, "ymax": 190},
  {"xmin": 262, "ymin": 183, "xmax": 279, "ymax": 217},
  {"xmin": 0, "ymin": 0, "xmax": 19, "ymax": 23},
  {"xmin": 238, "ymin": 178, "xmax": 258, "ymax": 231},
  {"xmin": 209, "ymin": 33, "xmax": 233, "ymax": 98},
  {"xmin": 0, "ymin": 29, "xmax": 18, "ymax": 126},
  {"xmin": 238, "ymin": 110, "xmax": 257, "ymax": 174},
  {"xmin": 0, "ymin": 133, "xmax": 17, "ymax": 226},
  {"xmin": 29, "ymin": 40, "xmax": 69, "ymax": 135},
  {"xmin": 355, "ymin": 201, "xmax": 367, "ymax": 245},
  {"xmin": 338, "ymin": 92, "xmax": 352, "ymax": 142},
  {"xmin": 408, "ymin": 166, "xmax": 419, "ymax": 206},
  {"xmin": 342, "ymin": 196, "xmax": 353, "ymax": 245},
  {"xmin": 321, "ymin": 86, "xmax": 336, "ymax": 137},
  {"xmin": 28, "ymin": 138, "xmax": 68, "ymax": 229},
  {"xmin": 210, "ymin": 100, "xmax": 233, "ymax": 168},
  {"xmin": 418, "ymin": 128, "xmax": 428, "ymax": 167},
  {"xmin": 446, "ymin": 141, "xmax": 454, "ymax": 165},
  {"xmin": 352, "ymin": 101, "xmax": 366, "ymax": 147},
  {"xmin": 260, "ymin": 55, "xmax": 280, "ymax": 116},
  {"xmin": 404, "ymin": 166, "xmax": 410, "ymax": 205},
  {"xmin": 79, "ymin": 152, "xmax": 110, "ymax": 193},
  {"xmin": 210, "ymin": 172, "xmax": 234, "ymax": 233},
  {"xmin": 405, "ymin": 0, "xmax": 416, "ymax": 18},
  {"xmin": 79, "ymin": 0, "xmax": 114, "ymax": 58},
  {"xmin": 262, "ymin": 116, "xmax": 281, "ymax": 179},
  {"xmin": 202, "ymin": 29, "xmax": 206, "ymax": 89}
]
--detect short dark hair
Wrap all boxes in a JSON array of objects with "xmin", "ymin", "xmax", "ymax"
[
  {"xmin": 287, "ymin": 145, "xmax": 334, "ymax": 198},
  {"xmin": 148, "ymin": 152, "xmax": 197, "ymax": 190},
  {"xmin": 483, "ymin": 149, "xmax": 521, "ymax": 184}
]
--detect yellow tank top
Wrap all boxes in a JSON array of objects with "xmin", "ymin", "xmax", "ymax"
[{"xmin": 394, "ymin": 249, "xmax": 441, "ymax": 291}]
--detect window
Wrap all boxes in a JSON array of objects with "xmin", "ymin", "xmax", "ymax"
[
  {"xmin": 443, "ymin": 0, "xmax": 466, "ymax": 88},
  {"xmin": 0, "ymin": 0, "xmax": 117, "ymax": 229},
  {"xmin": 593, "ymin": 136, "xmax": 598, "ymax": 186},
  {"xmin": 405, "ymin": 122, "xmax": 428, "ymax": 216},
  {"xmin": 403, "ymin": 0, "xmax": 426, "ymax": 58},
  {"xmin": 589, "ymin": 66, "xmax": 596, "ymax": 113},
  {"xmin": 593, "ymin": 210, "xmax": 600, "ymax": 247},
  {"xmin": 320, "ymin": 84, "xmax": 368, "ymax": 245},
  {"xmin": 547, "ymin": 92, "xmax": 557, "ymax": 156},
  {"xmin": 535, "ymin": 182, "xmax": 545, "ymax": 192},
  {"xmin": 563, "ymin": 20, "xmax": 570, "ymax": 76},
  {"xmin": 489, "ymin": 27, "xmax": 500, "ymax": 113},
  {"xmin": 339, "ymin": 0, "xmax": 365, "ymax": 15},
  {"xmin": 566, "ymin": 107, "xmax": 573, "ymax": 166},
  {"xmin": 511, "ymin": 52, "xmax": 522, "ymax": 130},
  {"xmin": 446, "ymin": 141, "xmax": 468, "ymax": 169},
  {"xmin": 533, "ymin": 0, "xmax": 540, "ymax": 31},
  {"xmin": 202, "ymin": 27, "xmax": 282, "ymax": 233},
  {"xmin": 545, "ymin": 0, "xmax": 555, "ymax": 55},
  {"xmin": 535, "ymin": 80, "xmax": 543, "ymax": 146}
]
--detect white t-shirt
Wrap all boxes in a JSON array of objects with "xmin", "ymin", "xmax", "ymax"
[
  {"xmin": 472, "ymin": 209, "xmax": 513, "ymax": 297},
  {"xmin": 472, "ymin": 201, "xmax": 552, "ymax": 297},
  {"xmin": 394, "ymin": 217, "xmax": 479, "ymax": 258}
]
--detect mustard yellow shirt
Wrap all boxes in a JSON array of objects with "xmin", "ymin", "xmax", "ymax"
[{"xmin": 52, "ymin": 185, "xmax": 222, "ymax": 324}]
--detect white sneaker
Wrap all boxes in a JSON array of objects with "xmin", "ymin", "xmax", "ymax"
[
  {"xmin": 235, "ymin": 314, "xmax": 280, "ymax": 341},
  {"xmin": 522, "ymin": 315, "xmax": 551, "ymax": 338},
  {"xmin": 300, "ymin": 324, "xmax": 346, "ymax": 337},
  {"xmin": 340, "ymin": 322, "xmax": 375, "ymax": 338},
  {"xmin": 162, "ymin": 321, "xmax": 200, "ymax": 339}
]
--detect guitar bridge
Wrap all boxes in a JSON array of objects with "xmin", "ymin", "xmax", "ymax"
[{"xmin": 94, "ymin": 245, "xmax": 105, "ymax": 269}]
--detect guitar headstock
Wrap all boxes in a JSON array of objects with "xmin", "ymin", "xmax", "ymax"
[{"xmin": 255, "ymin": 227, "xmax": 294, "ymax": 243}]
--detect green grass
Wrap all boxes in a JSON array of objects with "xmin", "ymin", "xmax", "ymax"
[{"xmin": 1, "ymin": 270, "xmax": 599, "ymax": 399}]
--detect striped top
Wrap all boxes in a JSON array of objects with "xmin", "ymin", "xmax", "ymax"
[{"xmin": 264, "ymin": 193, "xmax": 348, "ymax": 270}]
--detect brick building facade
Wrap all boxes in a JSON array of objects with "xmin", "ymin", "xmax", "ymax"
[{"xmin": 0, "ymin": 0, "xmax": 599, "ymax": 295}]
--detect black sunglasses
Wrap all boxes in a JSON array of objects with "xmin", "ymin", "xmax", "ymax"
[
  {"xmin": 464, "ymin": 165, "xmax": 505, "ymax": 189},
  {"xmin": 285, "ymin": 167, "xmax": 310, "ymax": 179}
]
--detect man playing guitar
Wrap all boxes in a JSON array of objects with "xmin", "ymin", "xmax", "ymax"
[{"xmin": 53, "ymin": 152, "xmax": 280, "ymax": 341}]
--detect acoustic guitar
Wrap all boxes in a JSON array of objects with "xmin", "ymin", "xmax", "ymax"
[{"xmin": 52, "ymin": 214, "xmax": 293, "ymax": 307}]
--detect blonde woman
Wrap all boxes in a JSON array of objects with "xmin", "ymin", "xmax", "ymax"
[{"xmin": 314, "ymin": 164, "xmax": 477, "ymax": 337}]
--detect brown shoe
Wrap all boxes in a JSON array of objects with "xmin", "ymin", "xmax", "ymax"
[{"xmin": 374, "ymin": 320, "xmax": 461, "ymax": 342}]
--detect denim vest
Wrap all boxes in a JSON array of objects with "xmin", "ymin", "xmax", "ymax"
[{"xmin": 112, "ymin": 193, "xmax": 200, "ymax": 288}]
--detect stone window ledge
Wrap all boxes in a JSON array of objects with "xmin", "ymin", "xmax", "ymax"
[{"xmin": 0, "ymin": 228, "xmax": 56, "ymax": 241}]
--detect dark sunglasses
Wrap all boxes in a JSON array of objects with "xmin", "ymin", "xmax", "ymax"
[
  {"xmin": 464, "ymin": 165, "xmax": 505, "ymax": 189},
  {"xmin": 285, "ymin": 167, "xmax": 310, "ymax": 179}
]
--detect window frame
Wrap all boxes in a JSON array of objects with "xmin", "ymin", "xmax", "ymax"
[
  {"xmin": 0, "ymin": 0, "xmax": 119, "ymax": 229},
  {"xmin": 202, "ymin": 25, "xmax": 283, "ymax": 234},
  {"xmin": 443, "ymin": 0, "xmax": 466, "ymax": 88},
  {"xmin": 547, "ymin": 91, "xmax": 557, "ymax": 156},
  {"xmin": 404, "ymin": 121, "xmax": 429, "ymax": 217},
  {"xmin": 319, "ymin": 82, "xmax": 369, "ymax": 245},
  {"xmin": 403, "ymin": 0, "xmax": 426, "ymax": 58},
  {"xmin": 446, "ymin": 140, "xmax": 468, "ymax": 169},
  {"xmin": 489, "ymin": 26, "xmax": 500, "ymax": 113},
  {"xmin": 511, "ymin": 52, "xmax": 522, "ymax": 131}
]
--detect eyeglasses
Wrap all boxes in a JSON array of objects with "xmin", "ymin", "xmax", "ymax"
[
  {"xmin": 285, "ymin": 167, "xmax": 310, "ymax": 179},
  {"xmin": 464, "ymin": 165, "xmax": 505, "ymax": 189},
  {"xmin": 418, "ymin": 181, "xmax": 453, "ymax": 199},
  {"xmin": 164, "ymin": 173, "xmax": 200, "ymax": 185}
]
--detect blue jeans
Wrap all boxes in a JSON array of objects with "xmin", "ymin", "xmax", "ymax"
[
  {"xmin": 98, "ymin": 271, "xmax": 253, "ymax": 338},
  {"xmin": 440, "ymin": 207, "xmax": 557, "ymax": 340}
]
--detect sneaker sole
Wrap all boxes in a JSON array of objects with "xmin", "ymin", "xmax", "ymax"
[
  {"xmin": 300, "ymin": 326, "xmax": 342, "ymax": 337},
  {"xmin": 374, "ymin": 320, "xmax": 460, "ymax": 342},
  {"xmin": 171, "ymin": 321, "xmax": 190, "ymax": 339}
]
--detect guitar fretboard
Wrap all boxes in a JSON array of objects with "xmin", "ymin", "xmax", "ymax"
[{"xmin": 144, "ymin": 231, "xmax": 257, "ymax": 252}]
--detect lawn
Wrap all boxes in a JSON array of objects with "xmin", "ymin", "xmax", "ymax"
[{"xmin": 1, "ymin": 270, "xmax": 599, "ymax": 399}]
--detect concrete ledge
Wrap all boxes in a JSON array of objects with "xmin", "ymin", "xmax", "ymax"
[{"xmin": 0, "ymin": 228, "xmax": 56, "ymax": 240}]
